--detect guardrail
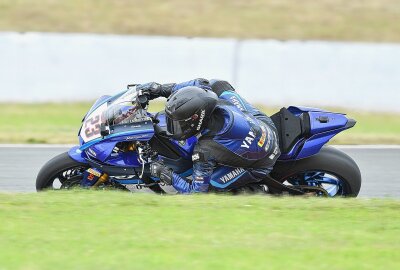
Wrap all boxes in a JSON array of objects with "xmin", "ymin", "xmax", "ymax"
[{"xmin": 0, "ymin": 32, "xmax": 399, "ymax": 112}]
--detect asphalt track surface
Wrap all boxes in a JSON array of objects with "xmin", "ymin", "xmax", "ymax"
[{"xmin": 0, "ymin": 145, "xmax": 399, "ymax": 197}]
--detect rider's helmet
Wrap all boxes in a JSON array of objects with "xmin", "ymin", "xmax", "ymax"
[{"xmin": 165, "ymin": 86, "xmax": 218, "ymax": 140}]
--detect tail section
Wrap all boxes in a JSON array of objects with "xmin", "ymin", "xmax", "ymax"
[{"xmin": 272, "ymin": 106, "xmax": 356, "ymax": 160}]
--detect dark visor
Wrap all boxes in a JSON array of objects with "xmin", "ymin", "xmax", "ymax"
[
  {"xmin": 166, "ymin": 116, "xmax": 193, "ymax": 139},
  {"xmin": 166, "ymin": 109, "xmax": 203, "ymax": 139}
]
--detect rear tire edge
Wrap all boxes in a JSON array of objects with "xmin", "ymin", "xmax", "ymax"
[{"xmin": 271, "ymin": 146, "xmax": 362, "ymax": 196}]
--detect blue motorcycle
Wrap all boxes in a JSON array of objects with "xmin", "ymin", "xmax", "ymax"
[{"xmin": 36, "ymin": 86, "xmax": 361, "ymax": 196}]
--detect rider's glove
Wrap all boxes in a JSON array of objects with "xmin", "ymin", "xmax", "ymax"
[
  {"xmin": 173, "ymin": 78, "xmax": 212, "ymax": 92},
  {"xmin": 150, "ymin": 161, "xmax": 173, "ymax": 185},
  {"xmin": 193, "ymin": 78, "xmax": 212, "ymax": 91},
  {"xmin": 137, "ymin": 82, "xmax": 175, "ymax": 100}
]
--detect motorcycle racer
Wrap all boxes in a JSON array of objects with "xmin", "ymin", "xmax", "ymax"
[{"xmin": 139, "ymin": 78, "xmax": 280, "ymax": 193}]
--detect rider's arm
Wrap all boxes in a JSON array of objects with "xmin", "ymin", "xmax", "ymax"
[
  {"xmin": 171, "ymin": 78, "xmax": 211, "ymax": 93},
  {"xmin": 150, "ymin": 157, "xmax": 214, "ymax": 194},
  {"xmin": 150, "ymin": 150, "xmax": 215, "ymax": 194},
  {"xmin": 171, "ymin": 160, "xmax": 215, "ymax": 193},
  {"xmin": 139, "ymin": 78, "xmax": 211, "ymax": 100}
]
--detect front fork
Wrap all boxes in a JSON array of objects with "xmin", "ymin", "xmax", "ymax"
[{"xmin": 81, "ymin": 167, "xmax": 109, "ymax": 188}]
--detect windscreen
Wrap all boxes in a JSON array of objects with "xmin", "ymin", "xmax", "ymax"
[
  {"xmin": 103, "ymin": 89, "xmax": 141, "ymax": 126},
  {"xmin": 80, "ymin": 87, "xmax": 149, "ymax": 142}
]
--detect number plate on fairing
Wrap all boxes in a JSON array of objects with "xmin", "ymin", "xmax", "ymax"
[{"xmin": 80, "ymin": 103, "xmax": 108, "ymax": 142}]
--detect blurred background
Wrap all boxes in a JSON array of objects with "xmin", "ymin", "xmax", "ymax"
[{"xmin": 0, "ymin": 0, "xmax": 399, "ymax": 144}]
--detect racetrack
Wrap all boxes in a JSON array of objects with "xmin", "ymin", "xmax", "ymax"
[{"xmin": 0, "ymin": 145, "xmax": 399, "ymax": 197}]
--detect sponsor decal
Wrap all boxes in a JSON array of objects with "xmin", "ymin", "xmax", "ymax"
[
  {"xmin": 269, "ymin": 146, "xmax": 280, "ymax": 160},
  {"xmin": 219, "ymin": 168, "xmax": 245, "ymax": 183},
  {"xmin": 194, "ymin": 176, "xmax": 205, "ymax": 184},
  {"xmin": 192, "ymin": 153, "xmax": 200, "ymax": 161},
  {"xmin": 87, "ymin": 168, "xmax": 101, "ymax": 177},
  {"xmin": 241, "ymin": 129, "xmax": 256, "ymax": 149},
  {"xmin": 87, "ymin": 148, "xmax": 97, "ymax": 157},
  {"xmin": 229, "ymin": 96, "xmax": 245, "ymax": 111},
  {"xmin": 125, "ymin": 134, "xmax": 148, "ymax": 140},
  {"xmin": 258, "ymin": 126, "xmax": 267, "ymax": 147},
  {"xmin": 196, "ymin": 110, "xmax": 206, "ymax": 131}
]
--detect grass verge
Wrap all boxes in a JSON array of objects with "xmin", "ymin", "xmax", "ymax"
[
  {"xmin": 1, "ymin": 0, "xmax": 400, "ymax": 42},
  {"xmin": 0, "ymin": 192, "xmax": 399, "ymax": 270},
  {"xmin": 1, "ymin": 102, "xmax": 399, "ymax": 144}
]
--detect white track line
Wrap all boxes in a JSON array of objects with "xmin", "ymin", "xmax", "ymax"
[
  {"xmin": 0, "ymin": 144, "xmax": 75, "ymax": 148},
  {"xmin": 0, "ymin": 144, "xmax": 400, "ymax": 149}
]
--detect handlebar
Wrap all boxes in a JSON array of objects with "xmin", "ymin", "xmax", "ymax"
[
  {"xmin": 137, "ymin": 94, "xmax": 149, "ymax": 108},
  {"xmin": 127, "ymin": 84, "xmax": 149, "ymax": 109}
]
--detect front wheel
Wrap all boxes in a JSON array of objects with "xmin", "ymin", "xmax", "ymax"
[
  {"xmin": 36, "ymin": 152, "xmax": 162, "ymax": 193},
  {"xmin": 270, "ymin": 146, "xmax": 362, "ymax": 197},
  {"xmin": 36, "ymin": 152, "xmax": 90, "ymax": 191}
]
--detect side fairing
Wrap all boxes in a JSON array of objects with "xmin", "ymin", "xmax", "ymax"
[
  {"xmin": 280, "ymin": 106, "xmax": 355, "ymax": 160},
  {"xmin": 80, "ymin": 120, "xmax": 155, "ymax": 151},
  {"xmin": 77, "ymin": 120, "xmax": 155, "ymax": 167}
]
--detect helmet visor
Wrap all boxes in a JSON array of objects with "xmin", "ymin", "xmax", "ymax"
[{"xmin": 166, "ymin": 108, "xmax": 205, "ymax": 139}]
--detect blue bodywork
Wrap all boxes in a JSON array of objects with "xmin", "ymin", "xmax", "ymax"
[
  {"xmin": 278, "ymin": 106, "xmax": 354, "ymax": 160},
  {"xmin": 68, "ymin": 95, "xmax": 355, "ymax": 188}
]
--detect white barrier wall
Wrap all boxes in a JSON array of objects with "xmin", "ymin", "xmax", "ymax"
[{"xmin": 1, "ymin": 32, "xmax": 399, "ymax": 112}]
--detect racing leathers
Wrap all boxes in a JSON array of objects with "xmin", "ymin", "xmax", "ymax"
[{"xmin": 146, "ymin": 78, "xmax": 280, "ymax": 193}]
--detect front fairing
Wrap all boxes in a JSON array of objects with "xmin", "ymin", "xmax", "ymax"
[
  {"xmin": 73, "ymin": 90, "xmax": 198, "ymax": 173},
  {"xmin": 77, "ymin": 88, "xmax": 155, "ymax": 166},
  {"xmin": 79, "ymin": 88, "xmax": 153, "ymax": 144}
]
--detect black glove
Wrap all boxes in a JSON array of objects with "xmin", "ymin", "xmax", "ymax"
[
  {"xmin": 193, "ymin": 78, "xmax": 212, "ymax": 91},
  {"xmin": 137, "ymin": 82, "xmax": 175, "ymax": 100},
  {"xmin": 150, "ymin": 161, "xmax": 173, "ymax": 185}
]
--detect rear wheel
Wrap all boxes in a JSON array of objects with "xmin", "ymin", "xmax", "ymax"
[{"xmin": 270, "ymin": 146, "xmax": 362, "ymax": 197}]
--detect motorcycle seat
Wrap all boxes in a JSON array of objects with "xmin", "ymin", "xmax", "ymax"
[{"xmin": 270, "ymin": 108, "xmax": 311, "ymax": 154}]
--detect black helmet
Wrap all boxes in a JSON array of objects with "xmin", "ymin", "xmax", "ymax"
[{"xmin": 165, "ymin": 86, "xmax": 218, "ymax": 140}]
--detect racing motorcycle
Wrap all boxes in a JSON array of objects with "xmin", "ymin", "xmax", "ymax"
[{"xmin": 36, "ymin": 86, "xmax": 361, "ymax": 196}]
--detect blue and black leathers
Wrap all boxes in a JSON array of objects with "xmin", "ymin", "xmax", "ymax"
[{"xmin": 149, "ymin": 79, "xmax": 280, "ymax": 193}]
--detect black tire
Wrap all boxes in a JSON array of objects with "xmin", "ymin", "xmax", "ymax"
[
  {"xmin": 270, "ymin": 146, "xmax": 362, "ymax": 196},
  {"xmin": 36, "ymin": 152, "xmax": 89, "ymax": 191},
  {"xmin": 36, "ymin": 152, "xmax": 165, "ymax": 193}
]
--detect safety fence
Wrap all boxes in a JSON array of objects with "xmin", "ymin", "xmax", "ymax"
[{"xmin": 1, "ymin": 32, "xmax": 399, "ymax": 111}]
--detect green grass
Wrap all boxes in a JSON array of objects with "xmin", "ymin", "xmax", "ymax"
[
  {"xmin": 0, "ymin": 192, "xmax": 399, "ymax": 270},
  {"xmin": 1, "ymin": 0, "xmax": 400, "ymax": 42},
  {"xmin": 0, "ymin": 103, "xmax": 93, "ymax": 144},
  {"xmin": 1, "ymin": 102, "xmax": 399, "ymax": 145}
]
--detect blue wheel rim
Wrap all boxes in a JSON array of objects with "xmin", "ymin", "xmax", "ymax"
[{"xmin": 285, "ymin": 171, "xmax": 345, "ymax": 196}]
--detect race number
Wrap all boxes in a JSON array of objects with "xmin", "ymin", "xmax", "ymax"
[
  {"xmin": 84, "ymin": 115, "xmax": 101, "ymax": 139},
  {"xmin": 80, "ymin": 103, "xmax": 108, "ymax": 142}
]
